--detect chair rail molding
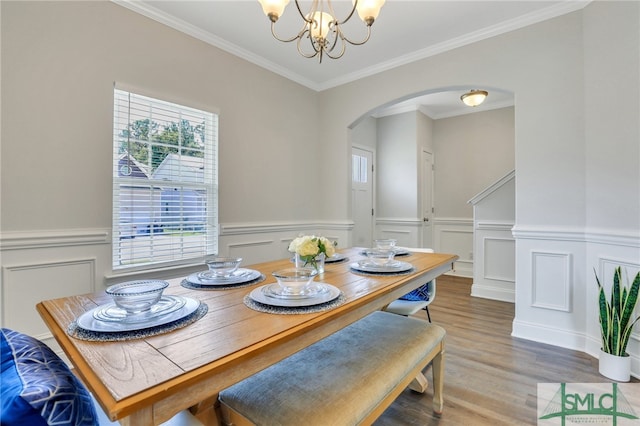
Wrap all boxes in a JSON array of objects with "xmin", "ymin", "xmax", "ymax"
[
  {"xmin": 375, "ymin": 217, "xmax": 423, "ymax": 225},
  {"xmin": 512, "ymin": 225, "xmax": 640, "ymax": 247},
  {"xmin": 0, "ymin": 229, "xmax": 111, "ymax": 250},
  {"xmin": 433, "ymin": 217, "xmax": 474, "ymax": 227},
  {"xmin": 220, "ymin": 220, "xmax": 353, "ymax": 236}
]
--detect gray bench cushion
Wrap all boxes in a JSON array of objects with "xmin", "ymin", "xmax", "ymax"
[{"xmin": 219, "ymin": 311, "xmax": 445, "ymax": 425}]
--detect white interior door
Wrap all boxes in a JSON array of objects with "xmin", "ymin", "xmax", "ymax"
[
  {"xmin": 352, "ymin": 147, "xmax": 374, "ymax": 248},
  {"xmin": 422, "ymin": 150, "xmax": 434, "ymax": 248}
]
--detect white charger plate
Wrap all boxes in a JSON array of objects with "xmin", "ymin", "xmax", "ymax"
[
  {"xmin": 93, "ymin": 296, "xmax": 186, "ymax": 323},
  {"xmin": 249, "ymin": 283, "xmax": 341, "ymax": 307},
  {"xmin": 324, "ymin": 253, "xmax": 348, "ymax": 263},
  {"xmin": 77, "ymin": 296, "xmax": 200, "ymax": 332},
  {"xmin": 350, "ymin": 260, "xmax": 413, "ymax": 274},
  {"xmin": 187, "ymin": 268, "xmax": 261, "ymax": 286}
]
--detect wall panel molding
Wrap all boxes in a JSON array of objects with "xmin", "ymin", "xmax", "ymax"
[
  {"xmin": 2, "ymin": 258, "xmax": 97, "ymax": 338},
  {"xmin": 434, "ymin": 219, "xmax": 474, "ymax": 277},
  {"xmin": 483, "ymin": 237, "xmax": 516, "ymax": 282},
  {"xmin": 531, "ymin": 251, "xmax": 572, "ymax": 312}
]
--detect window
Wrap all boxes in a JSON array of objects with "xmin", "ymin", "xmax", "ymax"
[
  {"xmin": 112, "ymin": 88, "xmax": 218, "ymax": 270},
  {"xmin": 352, "ymin": 154, "xmax": 368, "ymax": 183}
]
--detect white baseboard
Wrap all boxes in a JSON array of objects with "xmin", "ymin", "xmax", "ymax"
[
  {"xmin": 471, "ymin": 283, "xmax": 515, "ymax": 303},
  {"xmin": 512, "ymin": 319, "xmax": 588, "ymax": 352}
]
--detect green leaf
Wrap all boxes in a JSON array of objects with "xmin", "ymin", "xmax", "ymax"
[
  {"xmin": 595, "ymin": 270, "xmax": 609, "ymax": 351},
  {"xmin": 595, "ymin": 267, "xmax": 640, "ymax": 356}
]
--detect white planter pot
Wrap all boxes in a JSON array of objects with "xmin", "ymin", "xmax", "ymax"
[{"xmin": 599, "ymin": 349, "xmax": 631, "ymax": 382}]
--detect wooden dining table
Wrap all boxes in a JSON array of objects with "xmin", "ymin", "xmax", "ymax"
[{"xmin": 36, "ymin": 247, "xmax": 458, "ymax": 426}]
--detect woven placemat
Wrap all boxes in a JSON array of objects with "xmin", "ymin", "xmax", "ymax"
[
  {"xmin": 349, "ymin": 267, "xmax": 415, "ymax": 277},
  {"xmin": 180, "ymin": 274, "xmax": 265, "ymax": 290},
  {"xmin": 67, "ymin": 302, "xmax": 208, "ymax": 342},
  {"xmin": 243, "ymin": 293, "xmax": 347, "ymax": 315}
]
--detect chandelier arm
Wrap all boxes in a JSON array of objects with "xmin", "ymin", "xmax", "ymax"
[
  {"xmin": 294, "ymin": 0, "xmax": 317, "ymax": 23},
  {"xmin": 341, "ymin": 25, "xmax": 372, "ymax": 46},
  {"xmin": 296, "ymin": 34, "xmax": 320, "ymax": 59},
  {"xmin": 332, "ymin": 0, "xmax": 359, "ymax": 26},
  {"xmin": 325, "ymin": 26, "xmax": 342, "ymax": 54},
  {"xmin": 324, "ymin": 35, "xmax": 347, "ymax": 60},
  {"xmin": 270, "ymin": 20, "xmax": 309, "ymax": 44}
]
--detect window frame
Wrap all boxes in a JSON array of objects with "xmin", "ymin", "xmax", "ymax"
[{"xmin": 112, "ymin": 88, "xmax": 218, "ymax": 272}]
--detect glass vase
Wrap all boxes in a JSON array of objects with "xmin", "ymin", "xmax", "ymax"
[{"xmin": 295, "ymin": 253, "xmax": 325, "ymax": 274}]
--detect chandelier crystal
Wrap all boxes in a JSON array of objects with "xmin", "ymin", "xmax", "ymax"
[{"xmin": 258, "ymin": 0, "xmax": 386, "ymax": 63}]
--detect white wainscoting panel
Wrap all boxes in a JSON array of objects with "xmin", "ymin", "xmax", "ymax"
[
  {"xmin": 2, "ymin": 258, "xmax": 96, "ymax": 338},
  {"xmin": 485, "ymin": 238, "xmax": 516, "ymax": 281},
  {"xmin": 471, "ymin": 232, "xmax": 515, "ymax": 302},
  {"xmin": 226, "ymin": 239, "xmax": 277, "ymax": 265},
  {"xmin": 433, "ymin": 218, "xmax": 473, "ymax": 277},
  {"xmin": 531, "ymin": 251, "xmax": 572, "ymax": 312},
  {"xmin": 219, "ymin": 222, "xmax": 350, "ymax": 266},
  {"xmin": 375, "ymin": 218, "xmax": 422, "ymax": 249}
]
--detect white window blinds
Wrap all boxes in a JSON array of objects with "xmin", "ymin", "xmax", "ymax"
[{"xmin": 112, "ymin": 88, "xmax": 218, "ymax": 270}]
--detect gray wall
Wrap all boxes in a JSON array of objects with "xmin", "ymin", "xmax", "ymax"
[
  {"xmin": 376, "ymin": 112, "xmax": 419, "ymax": 219},
  {"xmin": 1, "ymin": 1, "xmax": 322, "ymax": 233},
  {"xmin": 433, "ymin": 107, "xmax": 515, "ymax": 218}
]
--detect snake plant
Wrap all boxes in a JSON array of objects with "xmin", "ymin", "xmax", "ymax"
[{"xmin": 595, "ymin": 266, "xmax": 640, "ymax": 356}]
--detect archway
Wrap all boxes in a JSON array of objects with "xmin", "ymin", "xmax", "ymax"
[{"xmin": 348, "ymin": 86, "xmax": 516, "ymax": 302}]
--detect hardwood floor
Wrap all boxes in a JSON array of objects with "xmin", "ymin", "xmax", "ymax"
[{"xmin": 375, "ymin": 275, "xmax": 638, "ymax": 426}]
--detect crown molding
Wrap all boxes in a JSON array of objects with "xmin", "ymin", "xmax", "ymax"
[
  {"xmin": 111, "ymin": 0, "xmax": 323, "ymax": 91},
  {"xmin": 112, "ymin": 0, "xmax": 590, "ymax": 92},
  {"xmin": 317, "ymin": 1, "xmax": 591, "ymax": 91}
]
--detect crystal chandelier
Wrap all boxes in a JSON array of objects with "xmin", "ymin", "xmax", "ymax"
[{"xmin": 257, "ymin": 0, "xmax": 386, "ymax": 63}]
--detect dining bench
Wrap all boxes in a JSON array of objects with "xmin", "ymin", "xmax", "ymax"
[{"xmin": 218, "ymin": 310, "xmax": 446, "ymax": 425}]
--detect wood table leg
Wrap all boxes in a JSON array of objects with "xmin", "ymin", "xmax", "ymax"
[
  {"xmin": 118, "ymin": 406, "xmax": 154, "ymax": 426},
  {"xmin": 189, "ymin": 395, "xmax": 221, "ymax": 426}
]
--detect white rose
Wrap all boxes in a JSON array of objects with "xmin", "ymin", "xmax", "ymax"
[
  {"xmin": 298, "ymin": 238, "xmax": 319, "ymax": 256},
  {"xmin": 320, "ymin": 237, "xmax": 336, "ymax": 257}
]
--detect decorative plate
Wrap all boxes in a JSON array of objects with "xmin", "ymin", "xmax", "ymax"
[
  {"xmin": 349, "ymin": 260, "xmax": 413, "ymax": 274},
  {"xmin": 187, "ymin": 268, "xmax": 261, "ymax": 286},
  {"xmin": 324, "ymin": 253, "xmax": 349, "ymax": 263},
  {"xmin": 77, "ymin": 296, "xmax": 200, "ymax": 332},
  {"xmin": 248, "ymin": 283, "xmax": 341, "ymax": 307}
]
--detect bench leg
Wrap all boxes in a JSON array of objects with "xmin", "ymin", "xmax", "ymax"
[
  {"xmin": 432, "ymin": 347, "xmax": 445, "ymax": 415},
  {"xmin": 408, "ymin": 372, "xmax": 429, "ymax": 393}
]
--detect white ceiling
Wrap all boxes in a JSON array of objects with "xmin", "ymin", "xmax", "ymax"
[{"xmin": 114, "ymin": 0, "xmax": 589, "ymax": 118}]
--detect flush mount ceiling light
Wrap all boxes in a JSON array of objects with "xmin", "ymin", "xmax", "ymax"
[
  {"xmin": 460, "ymin": 90, "xmax": 489, "ymax": 107},
  {"xmin": 257, "ymin": 0, "xmax": 386, "ymax": 63}
]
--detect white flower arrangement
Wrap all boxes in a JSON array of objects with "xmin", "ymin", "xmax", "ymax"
[{"xmin": 288, "ymin": 235, "xmax": 337, "ymax": 269}]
